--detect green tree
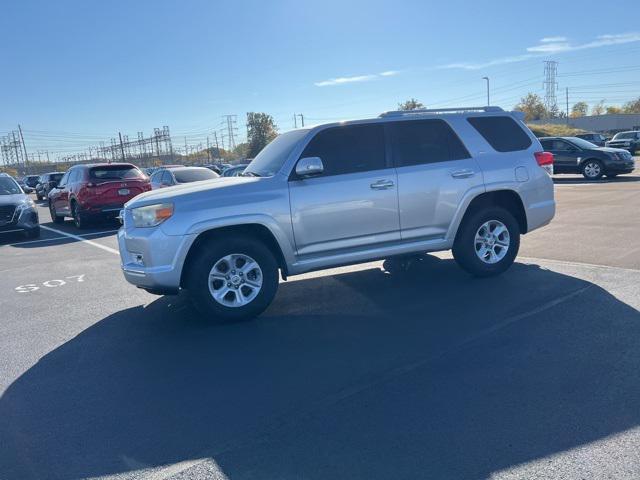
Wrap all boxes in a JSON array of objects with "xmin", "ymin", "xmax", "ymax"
[
  {"xmin": 623, "ymin": 96, "xmax": 640, "ymax": 113},
  {"xmin": 246, "ymin": 112, "xmax": 278, "ymax": 158},
  {"xmin": 398, "ymin": 98, "xmax": 424, "ymax": 110},
  {"xmin": 570, "ymin": 102, "xmax": 589, "ymax": 118},
  {"xmin": 514, "ymin": 93, "xmax": 548, "ymax": 121}
]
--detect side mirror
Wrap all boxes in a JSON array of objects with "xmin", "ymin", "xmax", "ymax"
[{"xmin": 296, "ymin": 157, "xmax": 324, "ymax": 177}]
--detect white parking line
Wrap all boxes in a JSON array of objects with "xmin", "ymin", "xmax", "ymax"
[
  {"xmin": 39, "ymin": 225, "xmax": 120, "ymax": 255},
  {"xmin": 5, "ymin": 229, "xmax": 120, "ymax": 247}
]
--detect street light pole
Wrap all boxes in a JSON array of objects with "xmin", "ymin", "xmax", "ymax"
[{"xmin": 482, "ymin": 77, "xmax": 490, "ymax": 106}]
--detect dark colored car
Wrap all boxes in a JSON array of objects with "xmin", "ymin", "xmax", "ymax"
[
  {"xmin": 24, "ymin": 175, "xmax": 40, "ymax": 189},
  {"xmin": 540, "ymin": 136, "xmax": 635, "ymax": 180},
  {"xmin": 575, "ymin": 132, "xmax": 607, "ymax": 147},
  {"xmin": 149, "ymin": 166, "xmax": 219, "ymax": 189},
  {"xmin": 605, "ymin": 130, "xmax": 640, "ymax": 155},
  {"xmin": 0, "ymin": 173, "xmax": 39, "ymax": 238},
  {"xmin": 48, "ymin": 163, "xmax": 151, "ymax": 228},
  {"xmin": 221, "ymin": 164, "xmax": 249, "ymax": 177},
  {"xmin": 35, "ymin": 172, "xmax": 65, "ymax": 201}
]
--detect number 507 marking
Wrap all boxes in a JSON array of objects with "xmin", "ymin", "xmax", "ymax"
[{"xmin": 15, "ymin": 275, "xmax": 86, "ymax": 293}]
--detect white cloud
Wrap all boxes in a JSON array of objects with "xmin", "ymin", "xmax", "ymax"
[
  {"xmin": 527, "ymin": 32, "xmax": 640, "ymax": 53},
  {"xmin": 438, "ymin": 32, "xmax": 640, "ymax": 70},
  {"xmin": 540, "ymin": 36, "xmax": 567, "ymax": 43},
  {"xmin": 314, "ymin": 70, "xmax": 399, "ymax": 87}
]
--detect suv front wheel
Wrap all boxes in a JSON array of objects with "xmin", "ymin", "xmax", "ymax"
[
  {"xmin": 185, "ymin": 236, "xmax": 279, "ymax": 322},
  {"xmin": 453, "ymin": 207, "xmax": 520, "ymax": 277}
]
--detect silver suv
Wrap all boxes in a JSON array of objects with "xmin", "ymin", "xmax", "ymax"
[{"xmin": 118, "ymin": 107, "xmax": 555, "ymax": 321}]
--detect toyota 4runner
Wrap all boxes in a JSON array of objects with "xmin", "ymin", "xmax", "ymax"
[{"xmin": 118, "ymin": 107, "xmax": 556, "ymax": 321}]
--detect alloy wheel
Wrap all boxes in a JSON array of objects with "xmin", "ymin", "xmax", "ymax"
[
  {"xmin": 583, "ymin": 161, "xmax": 601, "ymax": 179},
  {"xmin": 207, "ymin": 253, "xmax": 263, "ymax": 307},
  {"xmin": 474, "ymin": 220, "xmax": 510, "ymax": 264}
]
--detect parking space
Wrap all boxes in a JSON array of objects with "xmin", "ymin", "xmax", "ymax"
[{"xmin": 1, "ymin": 169, "xmax": 639, "ymax": 480}]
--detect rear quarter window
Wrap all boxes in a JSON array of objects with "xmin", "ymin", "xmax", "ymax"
[{"xmin": 467, "ymin": 116, "xmax": 532, "ymax": 152}]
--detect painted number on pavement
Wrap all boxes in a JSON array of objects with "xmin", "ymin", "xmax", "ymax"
[{"xmin": 15, "ymin": 275, "xmax": 86, "ymax": 293}]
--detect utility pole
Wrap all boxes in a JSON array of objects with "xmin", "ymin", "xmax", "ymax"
[
  {"xmin": 46, "ymin": 150, "xmax": 50, "ymax": 162},
  {"xmin": 18, "ymin": 125, "xmax": 28, "ymax": 173},
  {"xmin": 543, "ymin": 60, "xmax": 559, "ymax": 113},
  {"xmin": 296, "ymin": 113, "xmax": 305, "ymax": 127},
  {"xmin": 206, "ymin": 136, "xmax": 211, "ymax": 162},
  {"xmin": 213, "ymin": 132, "xmax": 220, "ymax": 160},
  {"xmin": 565, "ymin": 87, "xmax": 569, "ymax": 125},
  {"xmin": 11, "ymin": 132, "xmax": 21, "ymax": 169},
  {"xmin": 293, "ymin": 113, "xmax": 297, "ymax": 128},
  {"xmin": 184, "ymin": 136, "xmax": 188, "ymax": 161},
  {"xmin": 118, "ymin": 132, "xmax": 126, "ymax": 161},
  {"xmin": 482, "ymin": 77, "xmax": 490, "ymax": 106}
]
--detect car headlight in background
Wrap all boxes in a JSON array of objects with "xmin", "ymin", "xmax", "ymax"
[{"xmin": 131, "ymin": 203, "xmax": 174, "ymax": 228}]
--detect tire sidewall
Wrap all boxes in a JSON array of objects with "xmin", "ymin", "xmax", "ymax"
[
  {"xmin": 453, "ymin": 207, "xmax": 520, "ymax": 277},
  {"xmin": 186, "ymin": 237, "xmax": 279, "ymax": 322}
]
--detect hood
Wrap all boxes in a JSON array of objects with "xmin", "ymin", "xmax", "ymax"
[
  {"xmin": 596, "ymin": 147, "xmax": 631, "ymax": 154},
  {"xmin": 125, "ymin": 175, "xmax": 262, "ymax": 208},
  {"xmin": 0, "ymin": 193, "xmax": 28, "ymax": 206}
]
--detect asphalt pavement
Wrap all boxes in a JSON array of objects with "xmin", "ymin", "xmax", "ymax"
[{"xmin": 1, "ymin": 169, "xmax": 639, "ymax": 480}]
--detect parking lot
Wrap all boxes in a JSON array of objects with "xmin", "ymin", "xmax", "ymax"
[{"xmin": 1, "ymin": 169, "xmax": 640, "ymax": 479}]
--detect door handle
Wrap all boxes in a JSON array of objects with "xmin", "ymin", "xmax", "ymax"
[
  {"xmin": 370, "ymin": 180, "xmax": 394, "ymax": 190},
  {"xmin": 450, "ymin": 169, "xmax": 475, "ymax": 179}
]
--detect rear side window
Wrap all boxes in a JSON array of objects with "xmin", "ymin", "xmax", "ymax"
[
  {"xmin": 173, "ymin": 169, "xmax": 218, "ymax": 183},
  {"xmin": 299, "ymin": 124, "xmax": 385, "ymax": 176},
  {"xmin": 389, "ymin": 119, "xmax": 470, "ymax": 167},
  {"xmin": 90, "ymin": 165, "xmax": 144, "ymax": 180},
  {"xmin": 467, "ymin": 116, "xmax": 532, "ymax": 152}
]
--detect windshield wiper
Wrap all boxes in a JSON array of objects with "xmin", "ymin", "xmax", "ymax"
[{"xmin": 241, "ymin": 171, "xmax": 261, "ymax": 177}]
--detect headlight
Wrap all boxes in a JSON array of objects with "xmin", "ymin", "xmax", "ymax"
[
  {"xmin": 17, "ymin": 199, "xmax": 36, "ymax": 211},
  {"xmin": 131, "ymin": 203, "xmax": 174, "ymax": 228}
]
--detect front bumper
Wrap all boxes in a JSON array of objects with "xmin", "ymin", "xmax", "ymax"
[
  {"xmin": 0, "ymin": 207, "xmax": 39, "ymax": 234},
  {"xmin": 117, "ymin": 222, "xmax": 196, "ymax": 294}
]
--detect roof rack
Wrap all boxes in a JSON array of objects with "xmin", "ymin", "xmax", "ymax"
[{"xmin": 379, "ymin": 106, "xmax": 504, "ymax": 118}]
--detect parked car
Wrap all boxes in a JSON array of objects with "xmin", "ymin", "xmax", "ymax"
[
  {"xmin": 49, "ymin": 163, "xmax": 151, "ymax": 228},
  {"xmin": 16, "ymin": 178, "xmax": 34, "ymax": 194},
  {"xmin": 35, "ymin": 172, "xmax": 65, "ymax": 201},
  {"xmin": 118, "ymin": 106, "xmax": 556, "ymax": 321},
  {"xmin": 540, "ymin": 136, "xmax": 635, "ymax": 180},
  {"xmin": 605, "ymin": 130, "xmax": 640, "ymax": 155},
  {"xmin": 0, "ymin": 173, "xmax": 39, "ymax": 238},
  {"xmin": 575, "ymin": 132, "xmax": 607, "ymax": 147},
  {"xmin": 149, "ymin": 166, "xmax": 219, "ymax": 189},
  {"xmin": 221, "ymin": 164, "xmax": 249, "ymax": 177},
  {"xmin": 24, "ymin": 175, "xmax": 40, "ymax": 190}
]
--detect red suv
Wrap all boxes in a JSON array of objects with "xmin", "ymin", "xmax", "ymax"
[{"xmin": 49, "ymin": 163, "xmax": 151, "ymax": 228}]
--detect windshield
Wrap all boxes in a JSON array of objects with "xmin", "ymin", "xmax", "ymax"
[
  {"xmin": 173, "ymin": 168, "xmax": 219, "ymax": 183},
  {"xmin": 0, "ymin": 177, "xmax": 22, "ymax": 195},
  {"xmin": 244, "ymin": 129, "xmax": 309, "ymax": 177},
  {"xmin": 567, "ymin": 137, "xmax": 597, "ymax": 149},
  {"xmin": 613, "ymin": 132, "xmax": 634, "ymax": 140},
  {"xmin": 90, "ymin": 165, "xmax": 144, "ymax": 180}
]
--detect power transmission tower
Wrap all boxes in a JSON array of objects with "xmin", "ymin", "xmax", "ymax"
[
  {"xmin": 222, "ymin": 115, "xmax": 238, "ymax": 151},
  {"xmin": 543, "ymin": 60, "xmax": 558, "ymax": 113}
]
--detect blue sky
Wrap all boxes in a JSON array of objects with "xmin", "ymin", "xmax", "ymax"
[{"xmin": 1, "ymin": 0, "xmax": 639, "ymax": 158}]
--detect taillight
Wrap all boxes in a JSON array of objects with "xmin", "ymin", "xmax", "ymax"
[{"xmin": 534, "ymin": 151, "xmax": 554, "ymax": 175}]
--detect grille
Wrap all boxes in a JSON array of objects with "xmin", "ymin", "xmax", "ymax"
[{"xmin": 0, "ymin": 205, "xmax": 16, "ymax": 224}]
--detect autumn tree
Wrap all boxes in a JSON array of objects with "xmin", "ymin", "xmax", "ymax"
[
  {"xmin": 398, "ymin": 98, "xmax": 424, "ymax": 110},
  {"xmin": 246, "ymin": 112, "xmax": 278, "ymax": 158},
  {"xmin": 570, "ymin": 102, "xmax": 589, "ymax": 118},
  {"xmin": 623, "ymin": 96, "xmax": 640, "ymax": 113},
  {"xmin": 591, "ymin": 100, "xmax": 605, "ymax": 116},
  {"xmin": 514, "ymin": 93, "xmax": 548, "ymax": 121}
]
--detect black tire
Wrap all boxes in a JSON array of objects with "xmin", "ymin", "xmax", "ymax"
[
  {"xmin": 581, "ymin": 159, "xmax": 604, "ymax": 180},
  {"xmin": 49, "ymin": 203, "xmax": 64, "ymax": 224},
  {"xmin": 185, "ymin": 235, "xmax": 279, "ymax": 322},
  {"xmin": 24, "ymin": 226, "xmax": 40, "ymax": 239},
  {"xmin": 452, "ymin": 207, "xmax": 520, "ymax": 277},
  {"xmin": 36, "ymin": 194, "xmax": 42, "ymax": 201},
  {"xmin": 71, "ymin": 201, "xmax": 87, "ymax": 229}
]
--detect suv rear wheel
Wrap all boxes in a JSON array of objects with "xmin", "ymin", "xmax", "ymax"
[
  {"xmin": 453, "ymin": 207, "xmax": 520, "ymax": 277},
  {"xmin": 71, "ymin": 202, "xmax": 87, "ymax": 229},
  {"xmin": 185, "ymin": 236, "xmax": 279, "ymax": 322}
]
